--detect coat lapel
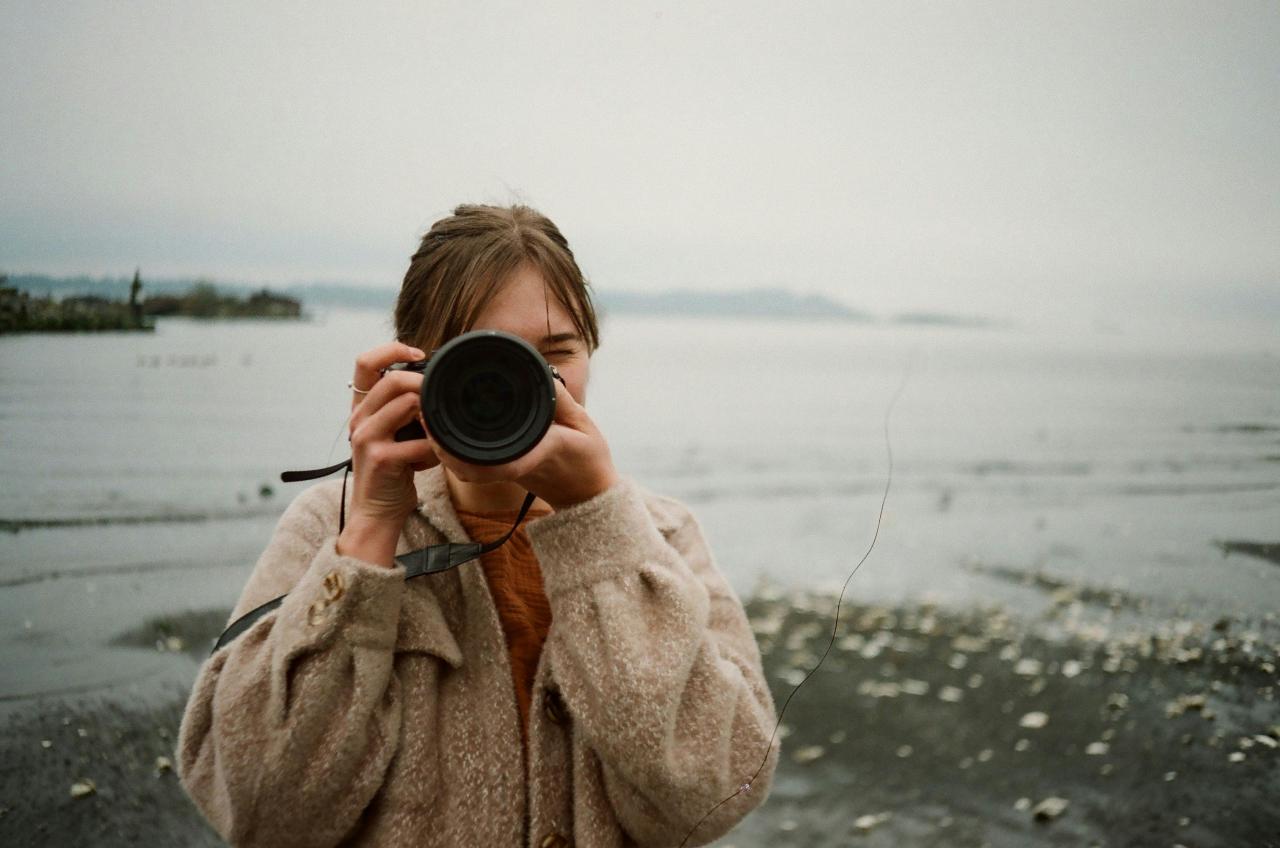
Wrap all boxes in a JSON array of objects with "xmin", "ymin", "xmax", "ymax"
[{"xmin": 389, "ymin": 465, "xmax": 469, "ymax": 666}]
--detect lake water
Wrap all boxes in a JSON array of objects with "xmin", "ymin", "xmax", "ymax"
[{"xmin": 1, "ymin": 310, "xmax": 1278, "ymax": 702}]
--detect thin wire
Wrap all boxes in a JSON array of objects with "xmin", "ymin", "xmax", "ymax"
[{"xmin": 676, "ymin": 347, "xmax": 919, "ymax": 848}]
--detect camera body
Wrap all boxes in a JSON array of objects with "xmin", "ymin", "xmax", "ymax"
[{"xmin": 388, "ymin": 329, "xmax": 560, "ymax": 466}]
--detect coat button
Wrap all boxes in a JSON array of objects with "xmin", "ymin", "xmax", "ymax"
[
  {"xmin": 322, "ymin": 570, "xmax": 346, "ymax": 602},
  {"xmin": 538, "ymin": 831, "xmax": 571, "ymax": 848},
  {"xmin": 543, "ymin": 687, "xmax": 569, "ymax": 725}
]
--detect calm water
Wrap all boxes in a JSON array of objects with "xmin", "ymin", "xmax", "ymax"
[{"xmin": 2, "ymin": 311, "xmax": 1278, "ymax": 627}]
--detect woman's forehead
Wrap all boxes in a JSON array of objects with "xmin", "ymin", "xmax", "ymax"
[{"xmin": 469, "ymin": 264, "xmax": 579, "ymax": 342}]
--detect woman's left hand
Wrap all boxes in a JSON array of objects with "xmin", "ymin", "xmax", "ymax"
[{"xmin": 426, "ymin": 377, "xmax": 620, "ymax": 511}]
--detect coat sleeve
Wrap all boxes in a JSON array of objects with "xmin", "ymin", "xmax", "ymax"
[
  {"xmin": 175, "ymin": 482, "xmax": 407, "ymax": 847},
  {"xmin": 526, "ymin": 476, "xmax": 781, "ymax": 846}
]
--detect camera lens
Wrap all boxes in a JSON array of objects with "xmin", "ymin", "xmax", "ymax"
[{"xmin": 420, "ymin": 330, "xmax": 557, "ymax": 465}]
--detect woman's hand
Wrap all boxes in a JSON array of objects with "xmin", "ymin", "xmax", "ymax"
[
  {"xmin": 339, "ymin": 342, "xmax": 439, "ymax": 567},
  {"xmin": 429, "ymin": 377, "xmax": 620, "ymax": 511}
]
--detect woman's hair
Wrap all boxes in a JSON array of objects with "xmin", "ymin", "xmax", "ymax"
[{"xmin": 394, "ymin": 204, "xmax": 601, "ymax": 355}]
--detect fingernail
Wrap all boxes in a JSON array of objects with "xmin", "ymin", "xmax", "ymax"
[{"xmin": 409, "ymin": 347, "xmax": 426, "ymax": 358}]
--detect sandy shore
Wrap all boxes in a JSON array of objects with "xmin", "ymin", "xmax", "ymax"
[{"xmin": 1, "ymin": 585, "xmax": 1277, "ymax": 846}]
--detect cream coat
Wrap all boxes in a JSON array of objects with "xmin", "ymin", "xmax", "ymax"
[{"xmin": 176, "ymin": 465, "xmax": 780, "ymax": 846}]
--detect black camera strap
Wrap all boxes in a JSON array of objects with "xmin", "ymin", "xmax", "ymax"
[{"xmin": 210, "ymin": 458, "xmax": 539, "ymax": 655}]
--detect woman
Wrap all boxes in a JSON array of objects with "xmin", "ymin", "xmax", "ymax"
[{"xmin": 176, "ymin": 204, "xmax": 780, "ymax": 847}]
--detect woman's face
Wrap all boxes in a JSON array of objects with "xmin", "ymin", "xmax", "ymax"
[{"xmin": 468, "ymin": 262, "xmax": 591, "ymax": 406}]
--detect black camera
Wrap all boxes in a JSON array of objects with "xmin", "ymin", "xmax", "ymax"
[{"xmin": 386, "ymin": 329, "xmax": 561, "ymax": 466}]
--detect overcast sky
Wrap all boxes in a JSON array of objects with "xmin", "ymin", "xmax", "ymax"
[{"xmin": 2, "ymin": 1, "xmax": 1277, "ymax": 326}]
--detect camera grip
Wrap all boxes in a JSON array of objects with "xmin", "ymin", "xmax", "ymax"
[{"xmin": 394, "ymin": 420, "xmax": 427, "ymax": 442}]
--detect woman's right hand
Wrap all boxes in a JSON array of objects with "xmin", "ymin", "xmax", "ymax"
[{"xmin": 338, "ymin": 341, "xmax": 439, "ymax": 567}]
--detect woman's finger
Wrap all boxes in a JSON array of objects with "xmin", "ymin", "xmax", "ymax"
[
  {"xmin": 349, "ymin": 370, "xmax": 422, "ymax": 436},
  {"xmin": 351, "ymin": 341, "xmax": 426, "ymax": 410},
  {"xmin": 549, "ymin": 375, "xmax": 591, "ymax": 431},
  {"xmin": 352, "ymin": 390, "xmax": 425, "ymax": 446}
]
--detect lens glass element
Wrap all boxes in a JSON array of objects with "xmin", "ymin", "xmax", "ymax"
[{"xmin": 420, "ymin": 331, "xmax": 556, "ymax": 465}]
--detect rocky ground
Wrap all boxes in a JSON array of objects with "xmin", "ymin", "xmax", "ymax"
[{"xmin": 1, "ymin": 583, "xmax": 1276, "ymax": 847}]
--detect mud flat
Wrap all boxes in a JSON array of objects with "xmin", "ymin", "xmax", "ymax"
[{"xmin": 1, "ymin": 590, "xmax": 1277, "ymax": 846}]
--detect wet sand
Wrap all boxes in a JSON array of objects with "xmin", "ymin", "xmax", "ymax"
[{"xmin": 1, "ymin": 586, "xmax": 1277, "ymax": 846}]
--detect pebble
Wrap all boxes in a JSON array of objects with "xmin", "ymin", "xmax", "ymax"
[
  {"xmin": 966, "ymin": 673, "xmax": 985, "ymax": 689},
  {"xmin": 977, "ymin": 748, "xmax": 993, "ymax": 762},
  {"xmin": 828, "ymin": 730, "xmax": 846, "ymax": 744},
  {"xmin": 1165, "ymin": 693, "xmax": 1208, "ymax": 717},
  {"xmin": 40, "ymin": 739, "xmax": 52, "ymax": 750},
  {"xmin": 938, "ymin": 685, "xmax": 964, "ymax": 703},
  {"xmin": 155, "ymin": 755, "xmax": 173, "ymax": 774},
  {"xmin": 1252, "ymin": 734, "xmax": 1277, "ymax": 749},
  {"xmin": 1085, "ymin": 741, "xmax": 1110, "ymax": 756},
  {"xmin": 895, "ymin": 745, "xmax": 914, "ymax": 758},
  {"xmin": 947, "ymin": 653, "xmax": 969, "ymax": 670},
  {"xmin": 1013, "ymin": 797, "xmax": 1031, "ymax": 811},
  {"xmin": 791, "ymin": 745, "xmax": 826, "ymax": 764},
  {"xmin": 900, "ymin": 679, "xmax": 929, "ymax": 696},
  {"xmin": 853, "ymin": 812, "xmax": 892, "ymax": 832},
  {"xmin": 858, "ymin": 680, "xmax": 901, "ymax": 699},
  {"xmin": 1164, "ymin": 771, "xmax": 1177, "ymax": 781},
  {"xmin": 1014, "ymin": 738, "xmax": 1031, "ymax": 752},
  {"xmin": 952, "ymin": 635, "xmax": 989, "ymax": 653},
  {"xmin": 1061, "ymin": 659, "xmax": 1083, "ymax": 678},
  {"xmin": 1014, "ymin": 658, "xmax": 1043, "ymax": 677},
  {"xmin": 1019, "ymin": 711, "xmax": 1049, "ymax": 729},
  {"xmin": 1031, "ymin": 796, "xmax": 1069, "ymax": 822},
  {"xmin": 1228, "ymin": 751, "xmax": 1246, "ymax": 763},
  {"xmin": 778, "ymin": 668, "xmax": 807, "ymax": 687},
  {"xmin": 70, "ymin": 779, "xmax": 96, "ymax": 799}
]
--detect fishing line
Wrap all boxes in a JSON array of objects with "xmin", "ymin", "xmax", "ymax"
[{"xmin": 676, "ymin": 346, "xmax": 919, "ymax": 848}]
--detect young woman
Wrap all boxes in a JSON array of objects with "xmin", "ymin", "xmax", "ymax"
[{"xmin": 176, "ymin": 204, "xmax": 780, "ymax": 847}]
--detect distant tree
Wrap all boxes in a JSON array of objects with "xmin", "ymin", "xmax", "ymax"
[
  {"xmin": 129, "ymin": 268, "xmax": 143, "ymax": 325},
  {"xmin": 185, "ymin": 281, "xmax": 224, "ymax": 318}
]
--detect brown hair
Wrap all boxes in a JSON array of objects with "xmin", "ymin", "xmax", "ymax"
[{"xmin": 394, "ymin": 204, "xmax": 601, "ymax": 355}]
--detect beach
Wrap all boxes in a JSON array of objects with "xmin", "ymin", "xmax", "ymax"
[{"xmin": 2, "ymin": 568, "xmax": 1277, "ymax": 846}]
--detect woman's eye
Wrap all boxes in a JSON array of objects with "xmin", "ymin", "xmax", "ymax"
[{"xmin": 543, "ymin": 349, "xmax": 574, "ymax": 358}]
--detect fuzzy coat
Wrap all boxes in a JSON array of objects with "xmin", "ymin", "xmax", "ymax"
[{"xmin": 175, "ymin": 465, "xmax": 780, "ymax": 847}]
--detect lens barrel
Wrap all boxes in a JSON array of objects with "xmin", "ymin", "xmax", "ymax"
[{"xmin": 412, "ymin": 330, "xmax": 558, "ymax": 465}]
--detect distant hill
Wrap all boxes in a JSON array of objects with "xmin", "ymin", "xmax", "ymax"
[
  {"xmin": 3, "ymin": 275, "xmax": 869, "ymax": 319},
  {"xmin": 2, "ymin": 274, "xmax": 1003, "ymax": 327},
  {"xmin": 597, "ymin": 288, "xmax": 872, "ymax": 320}
]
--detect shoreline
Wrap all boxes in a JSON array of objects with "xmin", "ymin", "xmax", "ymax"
[{"xmin": 1, "ymin": 586, "xmax": 1276, "ymax": 846}]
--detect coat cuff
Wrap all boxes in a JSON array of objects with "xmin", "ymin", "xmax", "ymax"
[
  {"xmin": 525, "ymin": 476, "xmax": 668, "ymax": 598},
  {"xmin": 274, "ymin": 539, "xmax": 406, "ymax": 652}
]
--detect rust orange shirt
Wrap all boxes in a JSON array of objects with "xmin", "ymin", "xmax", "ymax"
[{"xmin": 454, "ymin": 506, "xmax": 554, "ymax": 753}]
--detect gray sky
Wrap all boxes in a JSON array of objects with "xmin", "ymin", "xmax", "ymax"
[{"xmin": 2, "ymin": 1, "xmax": 1277, "ymax": 326}]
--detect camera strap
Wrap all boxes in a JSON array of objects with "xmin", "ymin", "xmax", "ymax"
[{"xmin": 210, "ymin": 458, "xmax": 539, "ymax": 655}]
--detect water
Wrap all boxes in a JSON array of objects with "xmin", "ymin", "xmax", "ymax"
[{"xmin": 2, "ymin": 310, "xmax": 1278, "ymax": 702}]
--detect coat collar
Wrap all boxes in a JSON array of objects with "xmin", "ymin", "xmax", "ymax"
[
  {"xmin": 386, "ymin": 464, "xmax": 469, "ymax": 668},
  {"xmin": 412, "ymin": 464, "xmax": 471, "ymax": 545}
]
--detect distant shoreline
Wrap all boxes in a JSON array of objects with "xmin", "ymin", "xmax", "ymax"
[
  {"xmin": 1, "ymin": 273, "xmax": 1003, "ymax": 328},
  {"xmin": 1, "ymin": 275, "xmax": 303, "ymax": 333}
]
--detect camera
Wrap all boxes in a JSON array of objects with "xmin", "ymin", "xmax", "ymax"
[{"xmin": 386, "ymin": 329, "xmax": 561, "ymax": 466}]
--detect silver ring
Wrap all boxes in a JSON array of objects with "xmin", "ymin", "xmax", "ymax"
[{"xmin": 347, "ymin": 380, "xmax": 372, "ymax": 395}]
